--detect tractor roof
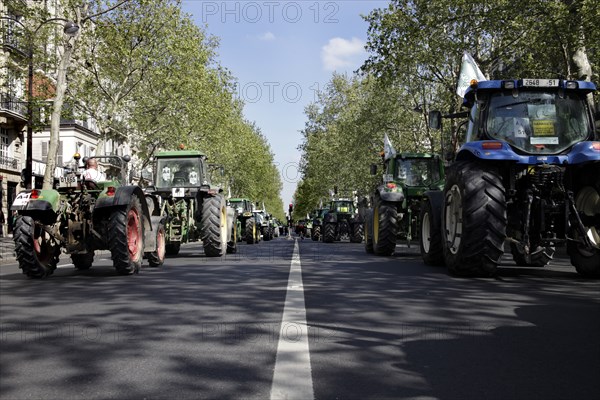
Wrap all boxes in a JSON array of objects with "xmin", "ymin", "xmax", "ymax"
[
  {"xmin": 464, "ymin": 79, "xmax": 596, "ymax": 106},
  {"xmin": 155, "ymin": 150, "xmax": 206, "ymax": 158},
  {"xmin": 395, "ymin": 153, "xmax": 437, "ymax": 159}
]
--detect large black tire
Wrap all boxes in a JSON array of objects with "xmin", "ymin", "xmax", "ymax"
[
  {"xmin": 569, "ymin": 184, "xmax": 600, "ymax": 277},
  {"xmin": 373, "ymin": 198, "xmax": 397, "ymax": 256},
  {"xmin": 364, "ymin": 211, "xmax": 374, "ymax": 254},
  {"xmin": 109, "ymin": 197, "xmax": 144, "ymax": 275},
  {"xmin": 262, "ymin": 226, "xmax": 271, "ymax": 242},
  {"xmin": 245, "ymin": 218, "xmax": 257, "ymax": 244},
  {"xmin": 146, "ymin": 222, "xmax": 166, "ymax": 268},
  {"xmin": 510, "ymin": 242, "xmax": 554, "ymax": 267},
  {"xmin": 419, "ymin": 199, "xmax": 444, "ymax": 265},
  {"xmin": 350, "ymin": 223, "xmax": 363, "ymax": 243},
  {"xmin": 442, "ymin": 161, "xmax": 506, "ymax": 277},
  {"xmin": 72, "ymin": 252, "xmax": 94, "ymax": 270},
  {"xmin": 165, "ymin": 243, "xmax": 181, "ymax": 256},
  {"xmin": 14, "ymin": 216, "xmax": 60, "ymax": 278},
  {"xmin": 201, "ymin": 195, "xmax": 227, "ymax": 257},
  {"xmin": 323, "ymin": 222, "xmax": 336, "ymax": 243},
  {"xmin": 311, "ymin": 225, "xmax": 321, "ymax": 241}
]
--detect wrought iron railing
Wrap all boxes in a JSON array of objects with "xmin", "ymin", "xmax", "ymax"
[
  {"xmin": 0, "ymin": 92, "xmax": 27, "ymax": 117},
  {"xmin": 0, "ymin": 154, "xmax": 19, "ymax": 171}
]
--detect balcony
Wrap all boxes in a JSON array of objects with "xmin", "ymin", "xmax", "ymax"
[
  {"xmin": 1, "ymin": 19, "xmax": 27, "ymax": 56},
  {"xmin": 0, "ymin": 92, "xmax": 27, "ymax": 121},
  {"xmin": 0, "ymin": 154, "xmax": 19, "ymax": 171}
]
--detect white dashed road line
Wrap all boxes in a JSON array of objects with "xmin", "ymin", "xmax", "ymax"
[{"xmin": 270, "ymin": 239, "xmax": 314, "ymax": 400}]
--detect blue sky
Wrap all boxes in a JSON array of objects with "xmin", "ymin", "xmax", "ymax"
[{"xmin": 181, "ymin": 0, "xmax": 389, "ymax": 211}]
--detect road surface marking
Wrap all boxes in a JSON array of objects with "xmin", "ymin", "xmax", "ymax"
[{"xmin": 271, "ymin": 239, "xmax": 314, "ymax": 400}]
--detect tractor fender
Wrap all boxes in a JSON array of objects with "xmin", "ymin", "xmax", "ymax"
[
  {"xmin": 350, "ymin": 214, "xmax": 364, "ymax": 224},
  {"xmin": 15, "ymin": 189, "xmax": 61, "ymax": 225},
  {"xmin": 568, "ymin": 141, "xmax": 600, "ymax": 164},
  {"xmin": 95, "ymin": 185, "xmax": 152, "ymax": 228},
  {"xmin": 422, "ymin": 190, "xmax": 444, "ymax": 234},
  {"xmin": 324, "ymin": 212, "xmax": 337, "ymax": 224},
  {"xmin": 144, "ymin": 216, "xmax": 165, "ymax": 253}
]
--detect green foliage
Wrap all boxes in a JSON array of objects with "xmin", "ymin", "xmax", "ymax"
[
  {"xmin": 59, "ymin": 0, "xmax": 284, "ymax": 216},
  {"xmin": 296, "ymin": 0, "xmax": 598, "ymax": 214}
]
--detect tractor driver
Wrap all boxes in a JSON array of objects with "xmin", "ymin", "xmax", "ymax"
[{"xmin": 82, "ymin": 158, "xmax": 106, "ymax": 182}]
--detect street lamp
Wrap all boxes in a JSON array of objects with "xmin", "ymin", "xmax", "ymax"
[{"xmin": 1, "ymin": 16, "xmax": 79, "ymax": 189}]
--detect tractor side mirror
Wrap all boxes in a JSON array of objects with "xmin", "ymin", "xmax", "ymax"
[
  {"xmin": 122, "ymin": 155, "xmax": 131, "ymax": 163},
  {"xmin": 370, "ymin": 164, "xmax": 377, "ymax": 175},
  {"xmin": 429, "ymin": 111, "xmax": 442, "ymax": 130}
]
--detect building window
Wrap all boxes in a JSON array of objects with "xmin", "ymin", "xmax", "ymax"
[{"xmin": 0, "ymin": 128, "xmax": 10, "ymax": 159}]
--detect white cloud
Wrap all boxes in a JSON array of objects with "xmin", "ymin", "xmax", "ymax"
[
  {"xmin": 258, "ymin": 31, "xmax": 276, "ymax": 41},
  {"xmin": 321, "ymin": 37, "xmax": 366, "ymax": 71}
]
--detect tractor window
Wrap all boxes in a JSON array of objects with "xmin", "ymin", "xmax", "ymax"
[
  {"xmin": 485, "ymin": 91, "xmax": 591, "ymax": 154},
  {"xmin": 156, "ymin": 158, "xmax": 204, "ymax": 188},
  {"xmin": 334, "ymin": 202, "xmax": 353, "ymax": 213},
  {"xmin": 396, "ymin": 158, "xmax": 440, "ymax": 186}
]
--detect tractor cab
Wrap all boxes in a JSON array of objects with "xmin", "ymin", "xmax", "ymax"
[
  {"xmin": 153, "ymin": 150, "xmax": 208, "ymax": 191},
  {"xmin": 463, "ymin": 79, "xmax": 596, "ymax": 155}
]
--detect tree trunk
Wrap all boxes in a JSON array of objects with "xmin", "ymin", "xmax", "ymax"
[{"xmin": 42, "ymin": 38, "xmax": 76, "ymax": 189}]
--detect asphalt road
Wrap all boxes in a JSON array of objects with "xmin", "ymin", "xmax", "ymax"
[{"xmin": 1, "ymin": 237, "xmax": 599, "ymax": 400}]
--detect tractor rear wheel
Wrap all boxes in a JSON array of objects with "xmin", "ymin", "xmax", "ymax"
[
  {"xmin": 364, "ymin": 211, "xmax": 374, "ymax": 254},
  {"xmin": 109, "ymin": 197, "xmax": 144, "ymax": 275},
  {"xmin": 146, "ymin": 221, "xmax": 166, "ymax": 267},
  {"xmin": 323, "ymin": 222, "xmax": 336, "ymax": 243},
  {"xmin": 14, "ymin": 216, "xmax": 60, "ymax": 278},
  {"xmin": 373, "ymin": 199, "xmax": 397, "ymax": 256},
  {"xmin": 246, "ymin": 218, "xmax": 257, "ymax": 244},
  {"xmin": 72, "ymin": 252, "xmax": 94, "ymax": 270},
  {"xmin": 201, "ymin": 195, "xmax": 227, "ymax": 257},
  {"xmin": 350, "ymin": 223, "xmax": 363, "ymax": 243},
  {"xmin": 311, "ymin": 225, "xmax": 321, "ymax": 241},
  {"xmin": 419, "ymin": 199, "xmax": 443, "ymax": 266},
  {"xmin": 569, "ymin": 184, "xmax": 600, "ymax": 277},
  {"xmin": 442, "ymin": 161, "xmax": 506, "ymax": 277}
]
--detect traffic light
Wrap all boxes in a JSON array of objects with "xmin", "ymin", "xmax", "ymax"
[{"xmin": 289, "ymin": 203, "xmax": 293, "ymax": 213}]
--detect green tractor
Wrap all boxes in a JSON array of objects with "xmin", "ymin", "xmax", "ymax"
[
  {"xmin": 146, "ymin": 149, "xmax": 236, "ymax": 257},
  {"xmin": 11, "ymin": 154, "xmax": 164, "ymax": 278},
  {"xmin": 322, "ymin": 198, "xmax": 363, "ymax": 243},
  {"xmin": 253, "ymin": 207, "xmax": 273, "ymax": 241},
  {"xmin": 228, "ymin": 197, "xmax": 260, "ymax": 244},
  {"xmin": 310, "ymin": 207, "xmax": 329, "ymax": 241},
  {"xmin": 364, "ymin": 141, "xmax": 445, "ymax": 256}
]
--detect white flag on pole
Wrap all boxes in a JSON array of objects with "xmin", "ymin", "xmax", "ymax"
[
  {"xmin": 456, "ymin": 51, "xmax": 486, "ymax": 97},
  {"xmin": 383, "ymin": 134, "xmax": 396, "ymax": 160}
]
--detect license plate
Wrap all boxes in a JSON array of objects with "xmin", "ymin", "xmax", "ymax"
[
  {"xmin": 522, "ymin": 79, "xmax": 559, "ymax": 87},
  {"xmin": 59, "ymin": 173, "xmax": 78, "ymax": 188},
  {"xmin": 12, "ymin": 192, "xmax": 31, "ymax": 207},
  {"xmin": 172, "ymin": 188, "xmax": 185, "ymax": 198}
]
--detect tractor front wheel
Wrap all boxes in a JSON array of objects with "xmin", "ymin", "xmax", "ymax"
[
  {"xmin": 419, "ymin": 199, "xmax": 443, "ymax": 266},
  {"xmin": 146, "ymin": 221, "xmax": 166, "ymax": 268},
  {"xmin": 14, "ymin": 216, "xmax": 60, "ymax": 278}
]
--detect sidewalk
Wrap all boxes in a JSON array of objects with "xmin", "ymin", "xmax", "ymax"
[{"xmin": 0, "ymin": 235, "xmax": 16, "ymax": 264}]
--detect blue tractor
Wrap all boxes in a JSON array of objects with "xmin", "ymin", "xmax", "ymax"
[{"xmin": 420, "ymin": 79, "xmax": 600, "ymax": 277}]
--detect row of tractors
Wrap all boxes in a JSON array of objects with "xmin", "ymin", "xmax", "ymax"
[
  {"xmin": 10, "ymin": 148, "xmax": 279, "ymax": 278},
  {"xmin": 360, "ymin": 78, "xmax": 599, "ymax": 278}
]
